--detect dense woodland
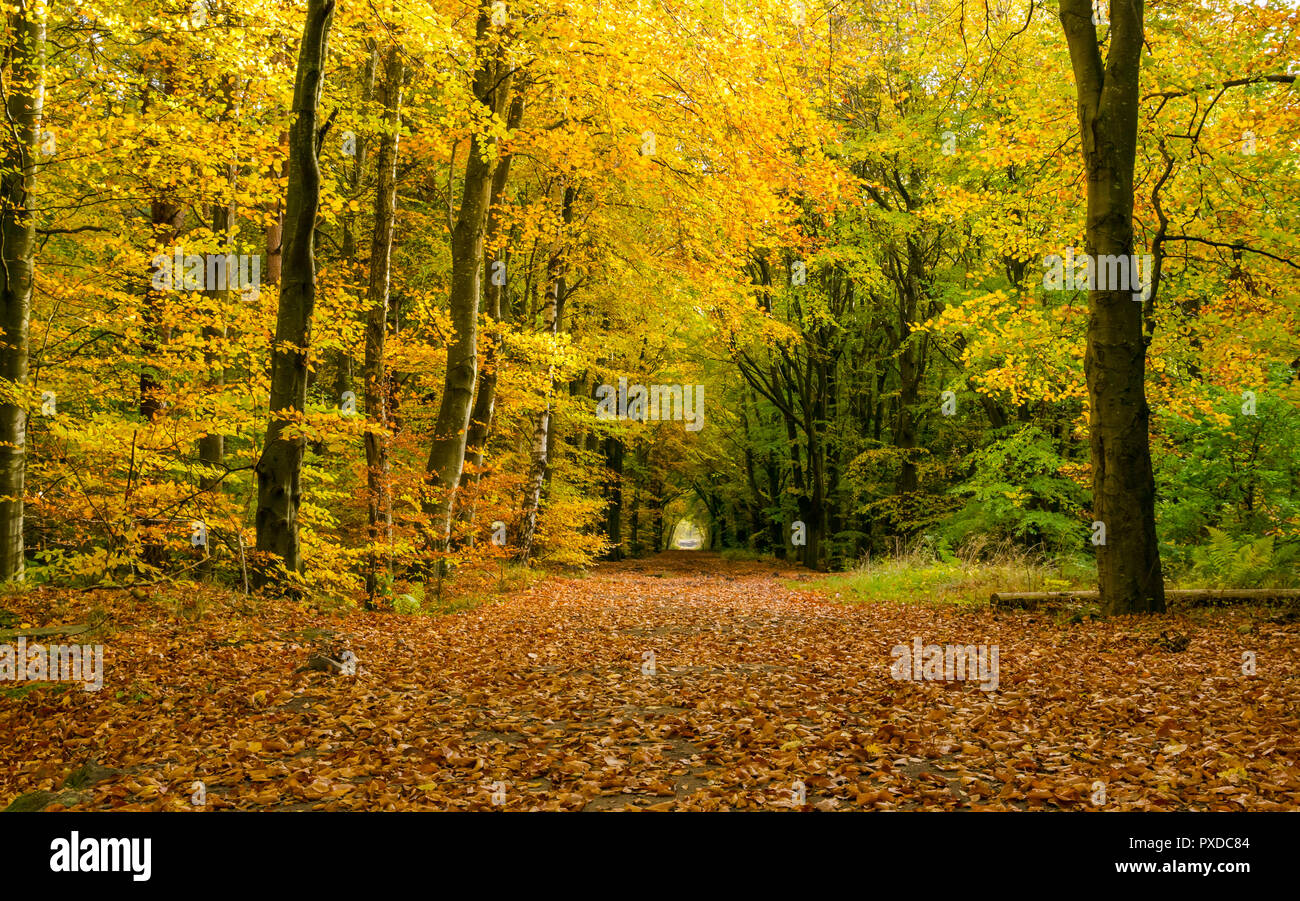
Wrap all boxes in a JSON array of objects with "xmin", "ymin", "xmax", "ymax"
[{"xmin": 2, "ymin": 0, "xmax": 1298, "ymax": 613}]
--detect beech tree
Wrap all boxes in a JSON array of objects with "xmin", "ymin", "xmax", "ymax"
[
  {"xmin": 0, "ymin": 0, "xmax": 43, "ymax": 583},
  {"xmin": 3, "ymin": 0, "xmax": 1294, "ymax": 611},
  {"xmin": 519, "ymin": 184, "xmax": 575, "ymax": 561},
  {"xmin": 254, "ymin": 0, "xmax": 335, "ymax": 584},
  {"xmin": 423, "ymin": 2, "xmax": 516, "ymax": 552},
  {"xmin": 362, "ymin": 42, "xmax": 403, "ymax": 602},
  {"xmin": 461, "ymin": 92, "xmax": 525, "ymax": 532},
  {"xmin": 1059, "ymin": 0, "xmax": 1165, "ymax": 614}
]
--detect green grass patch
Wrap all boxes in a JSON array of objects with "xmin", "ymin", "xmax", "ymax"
[
  {"xmin": 796, "ymin": 554, "xmax": 1092, "ymax": 608},
  {"xmin": 400, "ymin": 561, "xmax": 545, "ymax": 617},
  {"xmin": 0, "ymin": 682, "xmax": 74, "ymax": 700},
  {"xmin": 719, "ymin": 548, "xmax": 774, "ymax": 562},
  {"xmin": 422, "ymin": 591, "xmax": 503, "ymax": 617}
]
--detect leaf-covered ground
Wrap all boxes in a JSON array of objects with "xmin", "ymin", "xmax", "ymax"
[{"xmin": 2, "ymin": 552, "xmax": 1297, "ymax": 811}]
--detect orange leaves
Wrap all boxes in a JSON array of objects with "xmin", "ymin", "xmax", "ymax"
[{"xmin": 2, "ymin": 553, "xmax": 1297, "ymax": 811}]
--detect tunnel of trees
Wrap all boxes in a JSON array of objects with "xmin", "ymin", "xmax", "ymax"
[{"xmin": 1, "ymin": 0, "xmax": 1297, "ymax": 617}]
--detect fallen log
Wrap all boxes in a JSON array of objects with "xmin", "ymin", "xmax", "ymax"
[
  {"xmin": 991, "ymin": 589, "xmax": 1300, "ymax": 609},
  {"xmin": 0, "ymin": 623, "xmax": 93, "ymax": 641}
]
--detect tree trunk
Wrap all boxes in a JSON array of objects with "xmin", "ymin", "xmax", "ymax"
[
  {"xmin": 601, "ymin": 436, "xmax": 624, "ymax": 560},
  {"xmin": 461, "ymin": 93, "xmax": 525, "ymax": 523},
  {"xmin": 0, "ymin": 0, "xmax": 44, "ymax": 582},
  {"xmin": 195, "ymin": 197, "xmax": 232, "ymax": 579},
  {"xmin": 265, "ymin": 205, "xmax": 284, "ymax": 286},
  {"xmin": 993, "ymin": 589, "xmax": 1300, "ymax": 609},
  {"xmin": 1060, "ymin": 0, "xmax": 1165, "ymax": 615},
  {"xmin": 363, "ymin": 43, "xmax": 403, "ymax": 605},
  {"xmin": 423, "ymin": 6, "xmax": 515, "ymax": 550},
  {"xmin": 331, "ymin": 46, "xmax": 376, "ymax": 420},
  {"xmin": 253, "ymin": 0, "xmax": 335, "ymax": 585},
  {"xmin": 652, "ymin": 491, "xmax": 663, "ymax": 553},
  {"xmin": 140, "ymin": 200, "xmax": 185, "ymax": 420},
  {"xmin": 892, "ymin": 238, "xmax": 927, "ymax": 498},
  {"xmin": 265, "ymin": 130, "xmax": 289, "ymax": 287},
  {"xmin": 518, "ymin": 184, "xmax": 575, "ymax": 561},
  {"xmin": 199, "ymin": 77, "xmax": 240, "ymax": 492},
  {"xmin": 630, "ymin": 479, "xmax": 641, "ymax": 555},
  {"xmin": 199, "ymin": 200, "xmax": 231, "ymax": 490}
]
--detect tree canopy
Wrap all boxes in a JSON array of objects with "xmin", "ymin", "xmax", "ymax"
[{"xmin": 2, "ymin": 0, "xmax": 1297, "ymax": 611}]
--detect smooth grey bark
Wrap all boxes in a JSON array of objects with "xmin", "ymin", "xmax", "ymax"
[
  {"xmin": 423, "ymin": 5, "xmax": 515, "ymax": 550},
  {"xmin": 462, "ymin": 93, "xmax": 525, "ymax": 502},
  {"xmin": 518, "ymin": 185, "xmax": 575, "ymax": 562},
  {"xmin": 253, "ymin": 0, "xmax": 335, "ymax": 584},
  {"xmin": 0, "ymin": 0, "xmax": 44, "ymax": 582},
  {"xmin": 1060, "ymin": 0, "xmax": 1165, "ymax": 614}
]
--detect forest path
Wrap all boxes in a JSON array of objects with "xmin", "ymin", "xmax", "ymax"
[{"xmin": 2, "ymin": 552, "xmax": 1296, "ymax": 810}]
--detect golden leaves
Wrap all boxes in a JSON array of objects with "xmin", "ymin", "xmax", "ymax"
[{"xmin": 1, "ymin": 553, "xmax": 1296, "ymax": 811}]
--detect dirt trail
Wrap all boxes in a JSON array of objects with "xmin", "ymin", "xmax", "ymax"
[{"xmin": 2, "ymin": 551, "xmax": 1297, "ymax": 810}]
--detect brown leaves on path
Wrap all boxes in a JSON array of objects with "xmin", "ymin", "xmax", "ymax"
[{"xmin": 1, "ymin": 551, "xmax": 1297, "ymax": 811}]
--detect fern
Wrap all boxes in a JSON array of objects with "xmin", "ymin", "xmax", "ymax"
[{"xmin": 1189, "ymin": 528, "xmax": 1298, "ymax": 588}]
